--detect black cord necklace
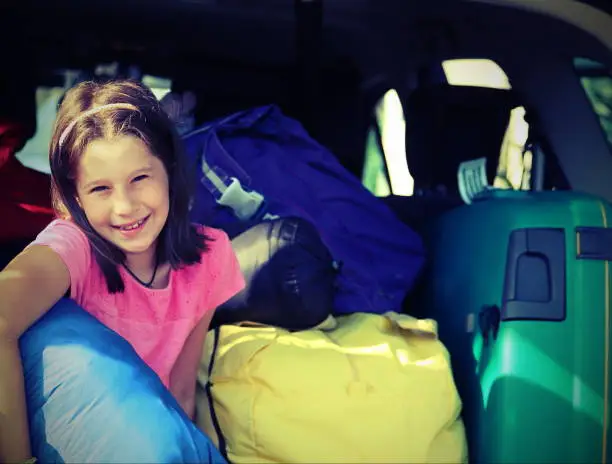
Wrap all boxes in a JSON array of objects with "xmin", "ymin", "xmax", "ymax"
[{"xmin": 123, "ymin": 253, "xmax": 160, "ymax": 288}]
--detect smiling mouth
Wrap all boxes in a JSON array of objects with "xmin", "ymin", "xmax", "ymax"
[{"xmin": 113, "ymin": 215, "xmax": 150, "ymax": 231}]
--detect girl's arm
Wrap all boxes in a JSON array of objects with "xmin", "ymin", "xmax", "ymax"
[
  {"xmin": 169, "ymin": 309, "xmax": 216, "ymax": 420},
  {"xmin": 0, "ymin": 245, "xmax": 71, "ymax": 462}
]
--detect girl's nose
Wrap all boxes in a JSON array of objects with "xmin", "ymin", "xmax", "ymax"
[{"xmin": 112, "ymin": 188, "xmax": 137, "ymax": 216}]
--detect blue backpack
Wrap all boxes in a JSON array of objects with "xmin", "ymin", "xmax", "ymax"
[{"xmin": 183, "ymin": 105, "xmax": 425, "ymax": 315}]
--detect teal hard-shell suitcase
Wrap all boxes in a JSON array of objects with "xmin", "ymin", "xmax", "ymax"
[{"xmin": 419, "ymin": 189, "xmax": 612, "ymax": 464}]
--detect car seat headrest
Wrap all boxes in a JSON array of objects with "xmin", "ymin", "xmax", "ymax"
[{"xmin": 404, "ymin": 84, "xmax": 519, "ymax": 197}]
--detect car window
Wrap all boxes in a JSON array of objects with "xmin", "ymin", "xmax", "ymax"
[
  {"xmin": 362, "ymin": 59, "xmax": 534, "ymax": 198},
  {"xmin": 15, "ymin": 70, "xmax": 172, "ymax": 175},
  {"xmin": 362, "ymin": 123, "xmax": 391, "ymax": 197},
  {"xmin": 575, "ymin": 57, "xmax": 612, "ymax": 153},
  {"xmin": 362, "ymin": 89, "xmax": 412, "ymax": 197},
  {"xmin": 15, "ymin": 86, "xmax": 64, "ymax": 174}
]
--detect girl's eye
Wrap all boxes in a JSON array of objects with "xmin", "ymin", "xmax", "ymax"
[
  {"xmin": 90, "ymin": 186, "xmax": 108, "ymax": 194},
  {"xmin": 133, "ymin": 175, "xmax": 149, "ymax": 183}
]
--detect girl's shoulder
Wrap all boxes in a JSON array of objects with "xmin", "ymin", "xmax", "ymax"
[
  {"xmin": 189, "ymin": 223, "xmax": 237, "ymax": 276},
  {"xmin": 31, "ymin": 217, "xmax": 90, "ymax": 252},
  {"xmin": 187, "ymin": 223, "xmax": 245, "ymax": 311},
  {"xmin": 38, "ymin": 216, "xmax": 85, "ymax": 234},
  {"xmin": 29, "ymin": 217, "xmax": 96, "ymax": 303}
]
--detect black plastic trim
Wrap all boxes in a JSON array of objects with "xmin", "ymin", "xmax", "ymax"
[
  {"xmin": 576, "ymin": 227, "xmax": 612, "ymax": 261},
  {"xmin": 501, "ymin": 228, "xmax": 566, "ymax": 322}
]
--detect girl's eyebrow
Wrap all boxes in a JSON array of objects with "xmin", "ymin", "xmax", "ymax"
[
  {"xmin": 81, "ymin": 166, "xmax": 153, "ymax": 191},
  {"xmin": 129, "ymin": 166, "xmax": 153, "ymax": 177}
]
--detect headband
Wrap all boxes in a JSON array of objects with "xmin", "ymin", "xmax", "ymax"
[{"xmin": 58, "ymin": 103, "xmax": 139, "ymax": 147}]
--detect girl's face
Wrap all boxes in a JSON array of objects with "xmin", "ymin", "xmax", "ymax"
[{"xmin": 75, "ymin": 135, "xmax": 170, "ymax": 264}]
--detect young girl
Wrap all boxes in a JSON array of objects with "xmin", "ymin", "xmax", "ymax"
[{"xmin": 0, "ymin": 79, "xmax": 245, "ymax": 463}]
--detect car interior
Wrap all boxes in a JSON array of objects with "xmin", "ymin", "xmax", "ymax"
[{"xmin": 2, "ymin": 0, "xmax": 612, "ymax": 462}]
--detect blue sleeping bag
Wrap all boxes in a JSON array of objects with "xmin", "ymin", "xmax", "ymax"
[
  {"xmin": 183, "ymin": 105, "xmax": 425, "ymax": 315},
  {"xmin": 19, "ymin": 298, "xmax": 226, "ymax": 464}
]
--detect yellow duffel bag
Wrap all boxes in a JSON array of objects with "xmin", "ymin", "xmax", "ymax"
[{"xmin": 195, "ymin": 312, "xmax": 467, "ymax": 464}]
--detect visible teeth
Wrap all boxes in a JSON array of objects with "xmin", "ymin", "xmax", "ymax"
[{"xmin": 120, "ymin": 218, "xmax": 145, "ymax": 231}]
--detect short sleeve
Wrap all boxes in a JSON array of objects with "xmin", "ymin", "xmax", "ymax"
[
  {"xmin": 201, "ymin": 227, "xmax": 245, "ymax": 311},
  {"xmin": 29, "ymin": 219, "xmax": 92, "ymax": 302}
]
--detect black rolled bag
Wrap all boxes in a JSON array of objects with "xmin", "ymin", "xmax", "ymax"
[{"xmin": 212, "ymin": 217, "xmax": 337, "ymax": 331}]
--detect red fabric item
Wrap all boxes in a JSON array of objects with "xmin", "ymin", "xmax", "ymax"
[
  {"xmin": 0, "ymin": 119, "xmax": 30, "ymax": 169},
  {"xmin": 0, "ymin": 120, "xmax": 55, "ymax": 242},
  {"xmin": 0, "ymin": 199, "xmax": 55, "ymax": 241}
]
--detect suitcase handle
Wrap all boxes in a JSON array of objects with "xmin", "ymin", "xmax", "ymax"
[{"xmin": 501, "ymin": 228, "xmax": 566, "ymax": 321}]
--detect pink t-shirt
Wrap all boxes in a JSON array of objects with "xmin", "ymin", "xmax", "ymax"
[{"xmin": 31, "ymin": 219, "xmax": 245, "ymax": 388}]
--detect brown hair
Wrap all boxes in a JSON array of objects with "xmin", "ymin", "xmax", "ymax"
[{"xmin": 49, "ymin": 79, "xmax": 210, "ymax": 293}]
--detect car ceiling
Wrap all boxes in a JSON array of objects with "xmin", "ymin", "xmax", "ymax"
[
  {"xmin": 1, "ymin": 0, "xmax": 611, "ymax": 79},
  {"xmin": 1, "ymin": 0, "xmax": 612, "ymax": 201}
]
